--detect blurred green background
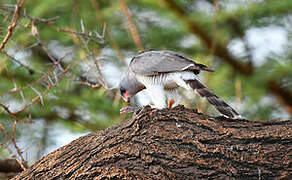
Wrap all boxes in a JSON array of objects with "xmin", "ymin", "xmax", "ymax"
[{"xmin": 0, "ymin": 0, "xmax": 291, "ymax": 166}]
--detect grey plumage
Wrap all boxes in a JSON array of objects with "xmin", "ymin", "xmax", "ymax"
[
  {"xmin": 129, "ymin": 50, "xmax": 213, "ymax": 76},
  {"xmin": 120, "ymin": 71, "xmax": 145, "ymax": 97},
  {"xmin": 119, "ymin": 50, "xmax": 240, "ymax": 118}
]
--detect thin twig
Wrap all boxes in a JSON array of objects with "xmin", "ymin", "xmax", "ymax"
[
  {"xmin": 0, "ymin": 65, "xmax": 54, "ymax": 98},
  {"xmin": 117, "ymin": 0, "xmax": 143, "ymax": 51},
  {"xmin": 3, "ymin": 51, "xmax": 35, "ymax": 74},
  {"xmin": 12, "ymin": 80, "xmax": 26, "ymax": 103},
  {"xmin": 0, "ymin": 56, "xmax": 69, "ymax": 115},
  {"xmin": 77, "ymin": 79, "xmax": 102, "ymax": 88},
  {"xmin": 0, "ymin": 6, "xmax": 59, "ymax": 23},
  {"xmin": 0, "ymin": 122, "xmax": 8, "ymax": 138},
  {"xmin": 46, "ymin": 24, "xmax": 105, "ymax": 44},
  {"xmin": 90, "ymin": 0, "xmax": 125, "ymax": 62},
  {"xmin": 2, "ymin": 145, "xmax": 28, "ymax": 171},
  {"xmin": 0, "ymin": 0, "xmax": 26, "ymax": 52},
  {"xmin": 31, "ymin": 87, "xmax": 44, "ymax": 106},
  {"xmin": 0, "ymin": 103, "xmax": 18, "ymax": 118},
  {"xmin": 0, "ymin": 103, "xmax": 27, "ymax": 166},
  {"xmin": 13, "ymin": 61, "xmax": 71, "ymax": 115},
  {"xmin": 0, "ymin": 6, "xmax": 104, "ymax": 44},
  {"xmin": 35, "ymin": 35, "xmax": 62, "ymax": 67},
  {"xmin": 78, "ymin": 25, "xmax": 108, "ymax": 89},
  {"xmin": 11, "ymin": 119, "xmax": 24, "ymax": 162}
]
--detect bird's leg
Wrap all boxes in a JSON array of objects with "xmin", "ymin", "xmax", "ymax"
[
  {"xmin": 166, "ymin": 89, "xmax": 180, "ymax": 108},
  {"xmin": 168, "ymin": 98, "xmax": 175, "ymax": 109}
]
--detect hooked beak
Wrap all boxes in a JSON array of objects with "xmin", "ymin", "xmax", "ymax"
[{"xmin": 123, "ymin": 91, "xmax": 131, "ymax": 103}]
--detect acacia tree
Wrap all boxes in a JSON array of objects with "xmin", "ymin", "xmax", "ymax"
[{"xmin": 0, "ymin": 0, "xmax": 291, "ymax": 178}]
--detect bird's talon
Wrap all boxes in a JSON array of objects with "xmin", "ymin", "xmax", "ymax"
[{"xmin": 120, "ymin": 106, "xmax": 141, "ymax": 114}]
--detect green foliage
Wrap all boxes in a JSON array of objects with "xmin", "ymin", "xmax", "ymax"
[{"xmin": 0, "ymin": 0, "xmax": 291, "ymax": 163}]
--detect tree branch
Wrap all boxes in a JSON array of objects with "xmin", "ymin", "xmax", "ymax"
[
  {"xmin": 2, "ymin": 51, "xmax": 35, "ymax": 74},
  {"xmin": 0, "ymin": 0, "xmax": 26, "ymax": 52},
  {"xmin": 118, "ymin": 0, "xmax": 144, "ymax": 51},
  {"xmin": 268, "ymin": 80, "xmax": 292, "ymax": 115},
  {"xmin": 90, "ymin": 0, "xmax": 125, "ymax": 62},
  {"xmin": 13, "ymin": 106, "xmax": 292, "ymax": 179},
  {"xmin": 163, "ymin": 0, "xmax": 253, "ymax": 75}
]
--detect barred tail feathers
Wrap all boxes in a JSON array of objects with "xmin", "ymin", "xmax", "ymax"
[{"xmin": 184, "ymin": 79, "xmax": 240, "ymax": 118}]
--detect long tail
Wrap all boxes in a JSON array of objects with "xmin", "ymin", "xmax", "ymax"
[{"xmin": 184, "ymin": 79, "xmax": 240, "ymax": 118}]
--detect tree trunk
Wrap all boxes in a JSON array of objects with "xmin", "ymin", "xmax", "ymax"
[{"xmin": 13, "ymin": 105, "xmax": 292, "ymax": 179}]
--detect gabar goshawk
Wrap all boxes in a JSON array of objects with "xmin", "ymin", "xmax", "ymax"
[{"xmin": 119, "ymin": 50, "xmax": 240, "ymax": 118}]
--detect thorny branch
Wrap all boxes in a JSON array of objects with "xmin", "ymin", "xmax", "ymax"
[
  {"xmin": 0, "ymin": 2, "xmax": 110, "ymax": 177},
  {"xmin": 46, "ymin": 23, "xmax": 106, "ymax": 44},
  {"xmin": 0, "ymin": 60, "xmax": 91, "ymax": 169},
  {"xmin": 1, "ymin": 4, "xmax": 107, "ymax": 90},
  {"xmin": 0, "ymin": 6, "xmax": 82, "ymax": 171},
  {"xmin": 0, "ymin": 59, "xmax": 72, "ymax": 169},
  {"xmin": 90, "ymin": 0, "xmax": 125, "ymax": 62},
  {"xmin": 0, "ymin": 54, "xmax": 65, "ymax": 99},
  {"xmin": 79, "ymin": 20, "xmax": 108, "ymax": 89},
  {"xmin": 2, "ymin": 51, "xmax": 35, "ymax": 74},
  {"xmin": 1, "ymin": 3, "xmax": 107, "ymax": 88},
  {"xmin": 77, "ymin": 75, "xmax": 102, "ymax": 89},
  {"xmin": 15, "ymin": 59, "xmax": 71, "ymax": 115},
  {"xmin": 0, "ymin": 6, "xmax": 105, "ymax": 44},
  {"xmin": 0, "ymin": 6, "xmax": 60, "ymax": 23},
  {"xmin": 0, "ymin": 3, "xmax": 107, "ymax": 103},
  {"xmin": 0, "ymin": 0, "xmax": 26, "ymax": 52},
  {"xmin": 0, "ymin": 103, "xmax": 29, "ymax": 171}
]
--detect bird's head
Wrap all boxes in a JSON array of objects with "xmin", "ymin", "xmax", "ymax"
[
  {"xmin": 119, "ymin": 75, "xmax": 135, "ymax": 103},
  {"xmin": 119, "ymin": 73, "xmax": 145, "ymax": 103},
  {"xmin": 119, "ymin": 86, "xmax": 131, "ymax": 103}
]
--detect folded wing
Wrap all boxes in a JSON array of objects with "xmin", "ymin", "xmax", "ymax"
[{"xmin": 129, "ymin": 50, "xmax": 213, "ymax": 75}]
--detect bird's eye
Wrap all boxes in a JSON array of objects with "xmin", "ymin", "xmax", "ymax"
[{"xmin": 120, "ymin": 87, "xmax": 126, "ymax": 94}]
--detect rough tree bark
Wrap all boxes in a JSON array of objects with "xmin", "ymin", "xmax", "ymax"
[{"xmin": 13, "ymin": 106, "xmax": 292, "ymax": 179}]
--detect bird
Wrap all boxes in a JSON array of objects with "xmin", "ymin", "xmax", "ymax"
[{"xmin": 119, "ymin": 50, "xmax": 240, "ymax": 118}]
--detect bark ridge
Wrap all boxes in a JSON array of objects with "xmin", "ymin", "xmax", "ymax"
[{"xmin": 14, "ymin": 105, "xmax": 292, "ymax": 179}]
